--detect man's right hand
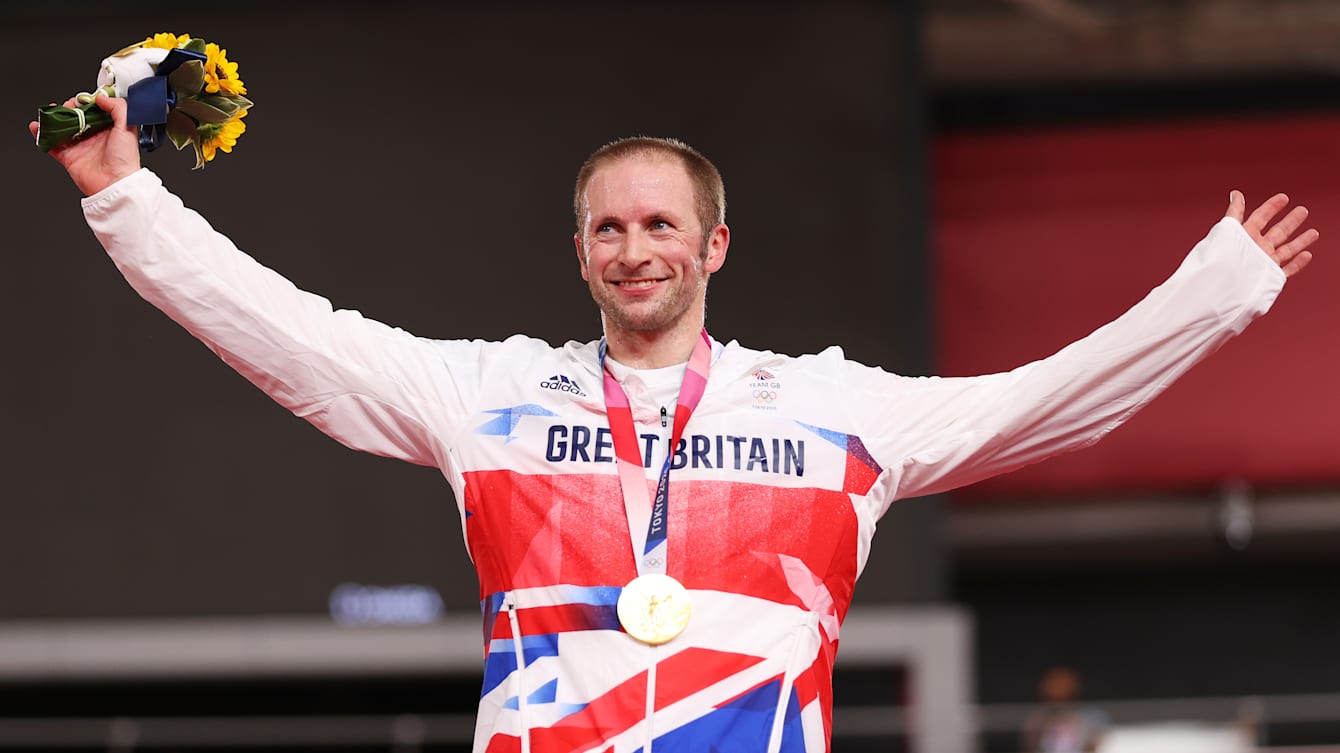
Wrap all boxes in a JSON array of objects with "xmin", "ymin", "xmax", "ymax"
[{"xmin": 29, "ymin": 93, "xmax": 141, "ymax": 197}]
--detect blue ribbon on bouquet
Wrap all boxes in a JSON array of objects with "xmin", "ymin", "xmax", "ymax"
[{"xmin": 124, "ymin": 48, "xmax": 205, "ymax": 152}]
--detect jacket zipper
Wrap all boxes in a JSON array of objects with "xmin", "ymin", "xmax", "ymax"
[
  {"xmin": 506, "ymin": 600, "xmax": 532, "ymax": 753},
  {"xmin": 645, "ymin": 648, "xmax": 659, "ymax": 752},
  {"xmin": 765, "ymin": 614, "xmax": 817, "ymax": 753}
]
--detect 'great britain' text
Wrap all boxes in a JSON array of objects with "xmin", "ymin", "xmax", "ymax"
[{"xmin": 545, "ymin": 426, "xmax": 805, "ymax": 477}]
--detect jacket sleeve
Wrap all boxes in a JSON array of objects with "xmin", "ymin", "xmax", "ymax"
[
  {"xmin": 849, "ymin": 216, "xmax": 1286, "ymax": 512},
  {"xmin": 82, "ymin": 168, "xmax": 478, "ymax": 468}
]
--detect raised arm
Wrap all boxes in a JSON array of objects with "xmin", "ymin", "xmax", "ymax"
[
  {"xmin": 855, "ymin": 194, "xmax": 1318, "ymax": 508},
  {"xmin": 32, "ymin": 95, "xmax": 482, "ymax": 468}
]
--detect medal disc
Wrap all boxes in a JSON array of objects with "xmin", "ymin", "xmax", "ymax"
[{"xmin": 617, "ymin": 574, "xmax": 692, "ymax": 645}]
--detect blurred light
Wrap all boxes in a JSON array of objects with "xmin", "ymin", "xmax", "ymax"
[
  {"xmin": 328, "ymin": 583, "xmax": 445, "ymax": 626},
  {"xmin": 1215, "ymin": 480, "xmax": 1255, "ymax": 552},
  {"xmin": 1097, "ymin": 722, "xmax": 1253, "ymax": 753}
]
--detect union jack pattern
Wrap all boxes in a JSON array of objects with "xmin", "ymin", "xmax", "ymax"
[{"xmin": 464, "ymin": 457, "xmax": 865, "ymax": 752}]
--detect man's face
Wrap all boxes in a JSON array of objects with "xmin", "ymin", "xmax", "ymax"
[{"xmin": 575, "ymin": 156, "xmax": 727, "ymax": 338}]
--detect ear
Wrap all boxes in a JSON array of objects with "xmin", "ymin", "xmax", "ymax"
[
  {"xmin": 574, "ymin": 232, "xmax": 590, "ymax": 281},
  {"xmin": 703, "ymin": 223, "xmax": 730, "ymax": 274}
]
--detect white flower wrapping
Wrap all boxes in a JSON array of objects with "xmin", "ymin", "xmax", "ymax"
[{"xmin": 95, "ymin": 46, "xmax": 170, "ymax": 97}]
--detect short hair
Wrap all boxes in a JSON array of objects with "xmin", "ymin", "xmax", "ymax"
[{"xmin": 573, "ymin": 136, "xmax": 726, "ymax": 245}]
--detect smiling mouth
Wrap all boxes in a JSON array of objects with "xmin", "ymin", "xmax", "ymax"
[{"xmin": 612, "ymin": 279, "xmax": 662, "ymax": 289}]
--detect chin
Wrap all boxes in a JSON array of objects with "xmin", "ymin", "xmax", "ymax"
[
  {"xmin": 594, "ymin": 287, "xmax": 698, "ymax": 336},
  {"xmin": 603, "ymin": 305, "xmax": 679, "ymax": 334}
]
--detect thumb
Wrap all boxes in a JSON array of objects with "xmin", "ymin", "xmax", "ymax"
[
  {"xmin": 93, "ymin": 92, "xmax": 128, "ymax": 128},
  {"xmin": 1225, "ymin": 190, "xmax": 1244, "ymax": 222}
]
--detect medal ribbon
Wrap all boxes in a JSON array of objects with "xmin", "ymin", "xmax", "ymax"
[{"xmin": 599, "ymin": 329, "xmax": 712, "ymax": 577}]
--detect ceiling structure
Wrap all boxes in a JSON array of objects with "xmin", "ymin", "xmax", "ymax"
[{"xmin": 928, "ymin": 0, "xmax": 1340, "ymax": 84}]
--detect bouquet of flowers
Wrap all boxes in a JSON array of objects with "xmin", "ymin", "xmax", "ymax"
[{"xmin": 35, "ymin": 33, "xmax": 252, "ymax": 169}]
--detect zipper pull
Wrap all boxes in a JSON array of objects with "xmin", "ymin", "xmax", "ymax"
[{"xmin": 660, "ymin": 406, "xmax": 668, "ymax": 428}]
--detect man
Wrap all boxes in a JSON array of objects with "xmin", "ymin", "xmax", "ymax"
[{"xmin": 33, "ymin": 94, "xmax": 1316, "ymax": 753}]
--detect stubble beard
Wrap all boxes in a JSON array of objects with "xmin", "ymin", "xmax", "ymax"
[{"xmin": 591, "ymin": 246, "xmax": 708, "ymax": 335}]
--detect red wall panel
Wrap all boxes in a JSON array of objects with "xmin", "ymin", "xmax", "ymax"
[{"xmin": 934, "ymin": 114, "xmax": 1340, "ymax": 498}]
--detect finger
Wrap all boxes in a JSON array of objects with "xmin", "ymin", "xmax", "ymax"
[
  {"xmin": 94, "ymin": 92, "xmax": 128, "ymax": 128},
  {"xmin": 28, "ymin": 121, "xmax": 38, "ymax": 138},
  {"xmin": 1264, "ymin": 205, "xmax": 1309, "ymax": 248},
  {"xmin": 1225, "ymin": 190, "xmax": 1245, "ymax": 223},
  {"xmin": 1275, "ymin": 227, "xmax": 1319, "ymax": 261},
  {"xmin": 1244, "ymin": 193, "xmax": 1289, "ymax": 234},
  {"xmin": 1282, "ymin": 250, "xmax": 1314, "ymax": 279},
  {"xmin": 62, "ymin": 96, "xmax": 79, "ymax": 109}
]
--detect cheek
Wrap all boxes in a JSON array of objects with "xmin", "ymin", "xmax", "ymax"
[
  {"xmin": 675, "ymin": 245, "xmax": 705, "ymax": 277},
  {"xmin": 660, "ymin": 239, "xmax": 703, "ymax": 269},
  {"xmin": 583, "ymin": 248, "xmax": 616, "ymax": 281}
]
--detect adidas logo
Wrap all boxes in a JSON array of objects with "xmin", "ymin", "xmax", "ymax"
[{"xmin": 540, "ymin": 374, "xmax": 587, "ymax": 397}]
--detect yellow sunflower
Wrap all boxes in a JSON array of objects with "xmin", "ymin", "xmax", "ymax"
[
  {"xmin": 200, "ymin": 108, "xmax": 248, "ymax": 163},
  {"xmin": 142, "ymin": 32, "xmax": 191, "ymax": 50},
  {"xmin": 203, "ymin": 42, "xmax": 247, "ymax": 96}
]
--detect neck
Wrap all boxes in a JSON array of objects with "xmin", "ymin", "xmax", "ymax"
[{"xmin": 602, "ymin": 323, "xmax": 703, "ymax": 370}]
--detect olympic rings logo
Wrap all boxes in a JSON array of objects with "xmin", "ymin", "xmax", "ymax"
[{"xmin": 752, "ymin": 389, "xmax": 778, "ymax": 402}]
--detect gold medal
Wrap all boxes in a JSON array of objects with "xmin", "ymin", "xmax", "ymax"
[{"xmin": 617, "ymin": 574, "xmax": 692, "ymax": 645}]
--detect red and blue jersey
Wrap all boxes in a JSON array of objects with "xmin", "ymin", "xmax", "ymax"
[{"xmin": 84, "ymin": 169, "xmax": 1285, "ymax": 752}]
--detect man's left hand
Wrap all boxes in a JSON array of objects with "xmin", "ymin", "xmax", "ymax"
[{"xmin": 1228, "ymin": 191, "xmax": 1318, "ymax": 278}]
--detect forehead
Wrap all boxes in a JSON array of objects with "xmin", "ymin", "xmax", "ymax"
[{"xmin": 584, "ymin": 156, "xmax": 696, "ymax": 221}]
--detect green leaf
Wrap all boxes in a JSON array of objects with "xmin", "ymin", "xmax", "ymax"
[
  {"xmin": 196, "ymin": 93, "xmax": 243, "ymax": 118},
  {"xmin": 175, "ymin": 98, "xmax": 232, "ymax": 125},
  {"xmin": 166, "ymin": 110, "xmax": 197, "ymax": 152},
  {"xmin": 182, "ymin": 38, "xmax": 207, "ymax": 54},
  {"xmin": 169, "ymin": 60, "xmax": 205, "ymax": 97},
  {"xmin": 34, "ymin": 102, "xmax": 114, "ymax": 152},
  {"xmin": 191, "ymin": 140, "xmax": 206, "ymax": 170}
]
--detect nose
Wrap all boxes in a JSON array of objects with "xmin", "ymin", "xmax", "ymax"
[{"xmin": 619, "ymin": 228, "xmax": 653, "ymax": 267}]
